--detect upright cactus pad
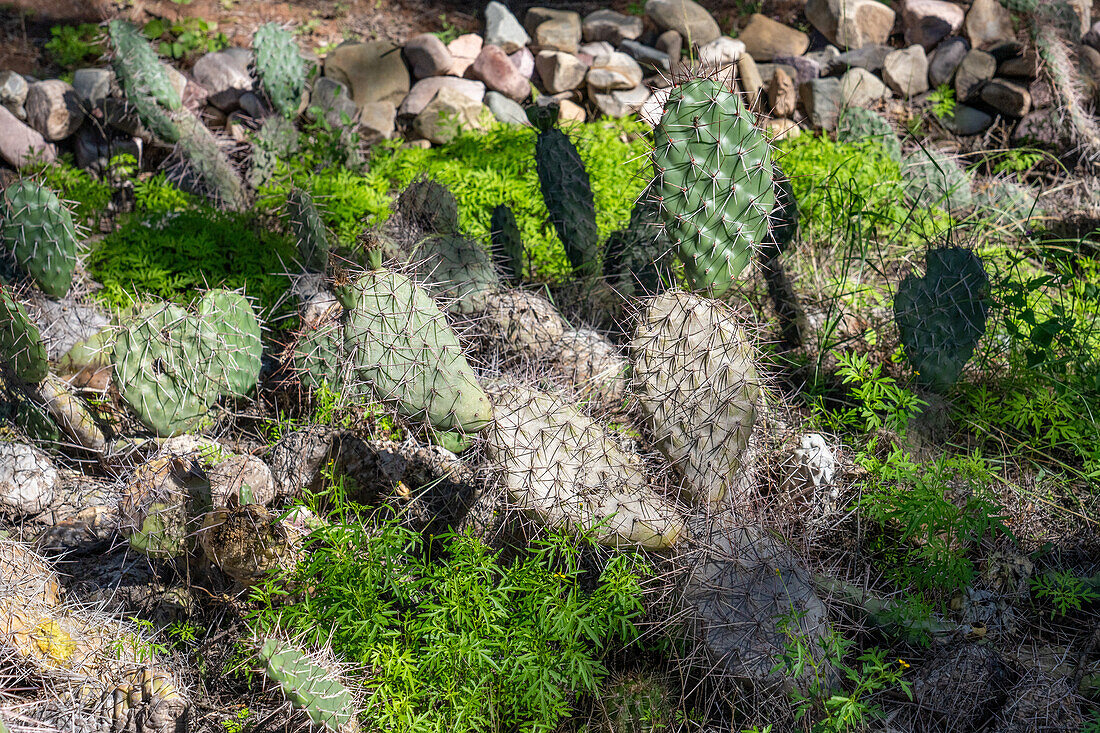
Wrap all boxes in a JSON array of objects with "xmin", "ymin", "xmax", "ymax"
[
  {"xmin": 1, "ymin": 181, "xmax": 79, "ymax": 299},
  {"xmin": 408, "ymin": 233, "xmax": 500, "ymax": 315},
  {"xmin": 528, "ymin": 103, "xmax": 599, "ymax": 277},
  {"xmin": 836, "ymin": 107, "xmax": 902, "ymax": 162},
  {"xmin": 603, "ymin": 193, "xmax": 674, "ymax": 299},
  {"xmin": 0, "ymin": 288, "xmax": 48, "ymax": 384},
  {"xmin": 631, "ymin": 290, "xmax": 760, "ymax": 507},
  {"xmin": 901, "ymin": 148, "xmax": 973, "ymax": 212},
  {"xmin": 894, "ymin": 247, "xmax": 990, "ymax": 391},
  {"xmin": 108, "ymin": 20, "xmax": 182, "ymax": 143},
  {"xmin": 397, "ymin": 176, "xmax": 460, "ymax": 235},
  {"xmin": 651, "ymin": 78, "xmax": 775, "ymax": 297},
  {"xmin": 489, "ymin": 204, "xmax": 524, "ymax": 283},
  {"xmin": 286, "ymin": 188, "xmax": 332, "ymax": 271},
  {"xmin": 252, "ymin": 23, "xmax": 307, "ymax": 119},
  {"xmin": 175, "ymin": 113, "xmax": 247, "ymax": 210},
  {"xmin": 250, "ymin": 114, "xmax": 300, "ymax": 189},
  {"xmin": 197, "ymin": 289, "xmax": 263, "ymax": 398},
  {"xmin": 257, "ymin": 639, "xmax": 359, "ymax": 732}
]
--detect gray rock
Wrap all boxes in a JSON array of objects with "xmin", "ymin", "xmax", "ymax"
[
  {"xmin": 0, "ymin": 70, "xmax": 28, "ymax": 118},
  {"xmin": 324, "ymin": 41, "xmax": 411, "ymax": 110},
  {"xmin": 756, "ymin": 62, "xmax": 801, "ymax": 87},
  {"xmin": 883, "ymin": 44, "xmax": 930, "ymax": 96},
  {"xmin": 1080, "ymin": 45, "xmax": 1100, "ymax": 104},
  {"xmin": 829, "ymin": 44, "xmax": 892, "ymax": 74},
  {"xmin": 399, "ymin": 76, "xmax": 486, "ymax": 116},
  {"xmin": 526, "ymin": 8, "xmax": 583, "ymax": 54},
  {"xmin": 25, "ymin": 294, "xmax": 109, "ymax": 363},
  {"xmin": 403, "ymin": 33, "xmax": 454, "ymax": 79},
  {"xmin": 804, "ymin": 45, "xmax": 842, "ymax": 72},
  {"xmin": 839, "ymin": 67, "xmax": 891, "ymax": 107},
  {"xmin": 71, "ymin": 68, "xmax": 112, "ymax": 109},
  {"xmin": 470, "ymin": 44, "xmax": 531, "ymax": 102},
  {"xmin": 773, "ymin": 54, "xmax": 824, "ymax": 84},
  {"xmin": 656, "ymin": 29, "xmax": 682, "ymax": 61},
  {"xmin": 902, "ymin": 0, "xmax": 965, "ymax": 50},
  {"xmin": 955, "ymin": 48, "xmax": 996, "ymax": 101},
  {"xmin": 485, "ymin": 90, "xmax": 530, "ymax": 124},
  {"xmin": 0, "ymin": 442, "xmax": 58, "ymax": 517},
  {"xmin": 739, "ymin": 13, "xmax": 810, "ymax": 61},
  {"xmin": 485, "ymin": 2, "xmax": 530, "ymax": 54},
  {"xmin": 620, "ymin": 40, "xmax": 671, "ymax": 74},
  {"xmin": 359, "ymin": 100, "xmax": 396, "ymax": 140},
  {"xmin": 210, "ymin": 454, "xmax": 277, "ymax": 508},
  {"xmin": 805, "ymin": 0, "xmax": 895, "ymax": 50},
  {"xmin": 582, "ymin": 9, "xmax": 643, "ymax": 44},
  {"xmin": 799, "ymin": 77, "xmax": 843, "ymax": 129},
  {"xmin": 1013, "ymin": 107, "xmax": 1071, "ymax": 149},
  {"xmin": 414, "ymin": 86, "xmax": 488, "ymax": 144},
  {"xmin": 644, "ymin": 0, "xmax": 721, "ymax": 46},
  {"xmin": 74, "ymin": 124, "xmax": 108, "ymax": 172},
  {"xmin": 192, "ymin": 48, "xmax": 253, "ymax": 111},
  {"xmin": 928, "ymin": 36, "xmax": 969, "ymax": 87},
  {"xmin": 586, "ymin": 52, "xmax": 643, "ymax": 91},
  {"xmin": 579, "ymin": 41, "xmax": 616, "ymax": 58},
  {"xmin": 0, "ymin": 103, "xmax": 55, "ymax": 168},
  {"xmin": 268, "ymin": 426, "xmax": 336, "ymax": 499},
  {"xmin": 965, "ymin": 0, "xmax": 1015, "ymax": 51},
  {"xmin": 590, "ymin": 84, "xmax": 651, "ymax": 118},
  {"xmin": 535, "ymin": 50, "xmax": 587, "ymax": 93},
  {"xmin": 698, "ymin": 36, "xmax": 746, "ymax": 70},
  {"xmin": 238, "ymin": 91, "xmax": 268, "ymax": 119},
  {"xmin": 943, "ymin": 103, "xmax": 993, "ymax": 134},
  {"xmin": 26, "ymin": 80, "xmax": 83, "ymax": 141},
  {"xmin": 1085, "ymin": 21, "xmax": 1100, "ymax": 53},
  {"xmin": 980, "ymin": 78, "xmax": 1031, "ymax": 116},
  {"xmin": 309, "ymin": 76, "xmax": 358, "ymax": 126}
]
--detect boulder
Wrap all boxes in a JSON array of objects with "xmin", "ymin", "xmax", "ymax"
[
  {"xmin": 620, "ymin": 40, "xmax": 671, "ymax": 74},
  {"xmin": 839, "ymin": 67, "xmax": 892, "ymax": 107},
  {"xmin": 883, "ymin": 44, "xmax": 930, "ymax": 96},
  {"xmin": 484, "ymin": 2, "xmax": 530, "ymax": 54},
  {"xmin": 805, "ymin": 0, "xmax": 895, "ymax": 50},
  {"xmin": 413, "ymin": 86, "xmax": 489, "ymax": 144},
  {"xmin": 359, "ymin": 101, "xmax": 397, "ymax": 140},
  {"xmin": 399, "ymin": 76, "xmax": 486, "ymax": 116},
  {"xmin": 829, "ymin": 44, "xmax": 892, "ymax": 74},
  {"xmin": 510, "ymin": 46, "xmax": 536, "ymax": 78},
  {"xmin": 0, "ymin": 442, "xmax": 58, "ymax": 517},
  {"xmin": 656, "ymin": 30, "xmax": 683, "ymax": 61},
  {"xmin": 586, "ymin": 52, "xmax": 643, "ymax": 91},
  {"xmin": 582, "ymin": 9, "xmax": 643, "ymax": 44},
  {"xmin": 943, "ymin": 104, "xmax": 993, "ymax": 134},
  {"xmin": 535, "ymin": 50, "xmax": 587, "ymax": 93},
  {"xmin": 964, "ymin": 0, "xmax": 1015, "ymax": 51},
  {"xmin": 955, "ymin": 48, "xmax": 996, "ymax": 101},
  {"xmin": 739, "ymin": 53, "xmax": 765, "ymax": 108},
  {"xmin": 324, "ymin": 41, "xmax": 411, "ymax": 110},
  {"xmin": 644, "ymin": 0, "xmax": 721, "ymax": 46},
  {"xmin": 526, "ymin": 8, "xmax": 583, "ymax": 54},
  {"xmin": 998, "ymin": 48, "xmax": 1039, "ymax": 79},
  {"xmin": 902, "ymin": 0, "xmax": 965, "ymax": 50},
  {"xmin": 698, "ymin": 36, "xmax": 746, "ymax": 70},
  {"xmin": 25, "ymin": 80, "xmax": 83, "ymax": 141},
  {"xmin": 557, "ymin": 97, "xmax": 586, "ymax": 122},
  {"xmin": 404, "ymin": 33, "xmax": 454, "ymax": 79},
  {"xmin": 590, "ymin": 84, "xmax": 651, "ymax": 117},
  {"xmin": 799, "ymin": 77, "xmax": 843, "ymax": 129},
  {"xmin": 485, "ymin": 90, "xmax": 529, "ymax": 124},
  {"xmin": 469, "ymin": 44, "xmax": 531, "ymax": 102},
  {"xmin": 447, "ymin": 34, "xmax": 483, "ymax": 76},
  {"xmin": 309, "ymin": 77, "xmax": 358, "ymax": 126},
  {"xmin": 738, "ymin": 13, "xmax": 810, "ymax": 61},
  {"xmin": 768, "ymin": 67, "xmax": 797, "ymax": 116},
  {"xmin": 980, "ymin": 78, "xmax": 1031, "ymax": 116},
  {"xmin": 928, "ymin": 36, "xmax": 969, "ymax": 87},
  {"xmin": 0, "ymin": 70, "xmax": 27, "ymax": 119},
  {"xmin": 71, "ymin": 68, "xmax": 112, "ymax": 109},
  {"xmin": 192, "ymin": 48, "xmax": 253, "ymax": 111}
]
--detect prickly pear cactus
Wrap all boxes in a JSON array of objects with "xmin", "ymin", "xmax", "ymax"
[
  {"xmin": 894, "ymin": 247, "xmax": 990, "ymax": 391},
  {"xmin": 408, "ymin": 233, "xmax": 500, "ymax": 315},
  {"xmin": 836, "ymin": 107, "xmax": 902, "ymax": 162},
  {"xmin": 108, "ymin": 19, "xmax": 182, "ymax": 143},
  {"xmin": 200, "ymin": 505, "xmax": 299, "ymax": 585},
  {"xmin": 257, "ymin": 638, "xmax": 360, "ymax": 733},
  {"xmin": 397, "ymin": 176, "xmax": 460, "ymax": 235},
  {"xmin": 485, "ymin": 382, "xmax": 684, "ymax": 550},
  {"xmin": 175, "ymin": 113, "xmax": 247, "ymax": 210},
  {"xmin": 0, "ymin": 181, "xmax": 79, "ymax": 299},
  {"xmin": 972, "ymin": 179, "xmax": 1043, "ymax": 232},
  {"xmin": 651, "ymin": 78, "xmax": 775, "ymax": 297},
  {"xmin": 901, "ymin": 148, "xmax": 973, "ymax": 212},
  {"xmin": 603, "ymin": 193, "xmax": 673, "ymax": 299},
  {"xmin": 597, "ymin": 672, "xmax": 672, "ymax": 733},
  {"xmin": 489, "ymin": 204, "xmax": 524, "ymax": 283},
  {"xmin": 631, "ymin": 290, "xmax": 760, "ymax": 507},
  {"xmin": 528, "ymin": 103, "xmax": 599, "ymax": 277},
  {"xmin": 197, "ymin": 289, "xmax": 263, "ymax": 398},
  {"xmin": 253, "ymin": 23, "xmax": 307, "ymax": 119},
  {"xmin": 0, "ymin": 288, "xmax": 48, "ymax": 384},
  {"xmin": 293, "ymin": 312, "xmax": 348, "ymax": 393},
  {"xmin": 762, "ymin": 167, "xmax": 798, "ymax": 257},
  {"xmin": 286, "ymin": 188, "xmax": 332, "ymax": 272},
  {"xmin": 250, "ymin": 114, "xmax": 300, "ymax": 189}
]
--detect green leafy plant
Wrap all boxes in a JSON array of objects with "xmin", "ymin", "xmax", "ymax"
[
  {"xmin": 221, "ymin": 708, "xmax": 252, "ymax": 733},
  {"xmin": 928, "ymin": 83, "xmax": 956, "ymax": 122},
  {"xmin": 433, "ymin": 13, "xmax": 461, "ymax": 45},
  {"xmin": 45, "ymin": 23, "xmax": 104, "ymax": 68},
  {"xmin": 143, "ymin": 17, "xmax": 228, "ymax": 59},
  {"xmin": 813, "ymin": 350, "xmax": 928, "ymax": 438},
  {"xmin": 1030, "ymin": 570, "xmax": 1100, "ymax": 617},
  {"xmin": 989, "ymin": 148, "xmax": 1046, "ymax": 175},
  {"xmin": 21, "ymin": 155, "xmax": 112, "ymax": 225}
]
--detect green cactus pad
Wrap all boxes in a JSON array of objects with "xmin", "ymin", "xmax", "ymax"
[
  {"xmin": 253, "ymin": 23, "xmax": 307, "ymax": 119},
  {"xmin": 293, "ymin": 316, "xmax": 348, "ymax": 393},
  {"xmin": 396, "ymin": 176, "xmax": 460, "ymax": 235},
  {"xmin": 108, "ymin": 20, "xmax": 182, "ymax": 143},
  {"xmin": 836, "ymin": 107, "xmax": 902, "ymax": 162},
  {"xmin": 901, "ymin": 148, "xmax": 973, "ymax": 212},
  {"xmin": 0, "ymin": 288, "xmax": 48, "ymax": 383},
  {"xmin": 651, "ymin": 78, "xmax": 775, "ymax": 297},
  {"xmin": 489, "ymin": 204, "xmax": 524, "ymax": 283},
  {"xmin": 408, "ymin": 233, "xmax": 500, "ymax": 315},
  {"xmin": 286, "ymin": 188, "xmax": 332, "ymax": 272},
  {"xmin": 603, "ymin": 193, "xmax": 674, "ymax": 299},
  {"xmin": 250, "ymin": 115, "xmax": 300, "ymax": 189},
  {"xmin": 175, "ymin": 113, "xmax": 247, "ymax": 210},
  {"xmin": 197, "ymin": 289, "xmax": 263, "ymax": 398},
  {"xmin": 1, "ymin": 181, "xmax": 79, "ymax": 299},
  {"xmin": 258, "ymin": 639, "xmax": 358, "ymax": 732}
]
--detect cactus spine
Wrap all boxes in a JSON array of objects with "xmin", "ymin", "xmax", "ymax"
[
  {"xmin": 257, "ymin": 638, "xmax": 359, "ymax": 732},
  {"xmin": 651, "ymin": 77, "xmax": 775, "ymax": 297},
  {"xmin": 253, "ymin": 23, "xmax": 307, "ymax": 119},
  {"xmin": 0, "ymin": 181, "xmax": 79, "ymax": 299},
  {"xmin": 0, "ymin": 287, "xmax": 48, "ymax": 384},
  {"xmin": 287, "ymin": 188, "xmax": 332, "ymax": 272}
]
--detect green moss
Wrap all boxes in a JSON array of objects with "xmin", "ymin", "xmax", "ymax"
[{"xmin": 86, "ymin": 207, "xmax": 295, "ymax": 317}]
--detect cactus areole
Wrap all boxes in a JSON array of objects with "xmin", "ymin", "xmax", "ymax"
[{"xmin": 651, "ymin": 78, "xmax": 775, "ymax": 298}]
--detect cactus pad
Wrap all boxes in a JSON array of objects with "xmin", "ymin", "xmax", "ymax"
[
  {"xmin": 901, "ymin": 148, "xmax": 973, "ymax": 212},
  {"xmin": 258, "ymin": 639, "xmax": 358, "ymax": 732},
  {"xmin": 197, "ymin": 289, "xmax": 263, "ymax": 398},
  {"xmin": 1, "ymin": 181, "xmax": 79, "ymax": 299},
  {"xmin": 836, "ymin": 107, "xmax": 902, "ymax": 162},
  {"xmin": 489, "ymin": 204, "xmax": 524, "ymax": 283},
  {"xmin": 252, "ymin": 23, "xmax": 307, "ymax": 119},
  {"xmin": 0, "ymin": 288, "xmax": 47, "ymax": 384},
  {"xmin": 286, "ymin": 188, "xmax": 332, "ymax": 272}
]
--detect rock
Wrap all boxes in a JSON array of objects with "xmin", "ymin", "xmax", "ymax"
[
  {"xmin": 1081, "ymin": 45, "xmax": 1100, "ymax": 103},
  {"xmin": 308, "ymin": 76, "xmax": 358, "ymax": 127},
  {"xmin": 590, "ymin": 84, "xmax": 651, "ymax": 117},
  {"xmin": 980, "ymin": 78, "xmax": 1031, "ymax": 116},
  {"xmin": 998, "ymin": 48, "xmax": 1039, "ymax": 79},
  {"xmin": 800, "ymin": 77, "xmax": 843, "ymax": 129},
  {"xmin": 768, "ymin": 67, "xmax": 798, "ymax": 116},
  {"xmin": 535, "ymin": 50, "xmax": 587, "ymax": 93},
  {"xmin": 237, "ymin": 91, "xmax": 267, "ymax": 119},
  {"xmin": 764, "ymin": 116, "xmax": 802, "ymax": 140},
  {"xmin": 73, "ymin": 125, "xmax": 108, "ymax": 172},
  {"xmin": 780, "ymin": 434, "xmax": 837, "ymax": 516},
  {"xmin": 324, "ymin": 41, "xmax": 411, "ymax": 110},
  {"xmin": 902, "ymin": 0, "xmax": 966, "ymax": 50},
  {"xmin": 72, "ymin": 71, "xmax": 113, "ymax": 117},
  {"xmin": 645, "ymin": 0, "xmax": 721, "ymax": 47},
  {"xmin": 267, "ymin": 426, "xmax": 335, "ymax": 499},
  {"xmin": 1013, "ymin": 108, "xmax": 1071, "ymax": 149},
  {"xmin": 192, "ymin": 48, "xmax": 252, "ymax": 111},
  {"xmin": 0, "ymin": 70, "xmax": 27, "ymax": 118},
  {"xmin": 943, "ymin": 103, "xmax": 993, "ymax": 134},
  {"xmin": 447, "ymin": 33, "xmax": 483, "ymax": 76},
  {"xmin": 557, "ymin": 97, "xmax": 587, "ymax": 123},
  {"xmin": 209, "ymin": 455, "xmax": 277, "ymax": 508},
  {"xmin": 0, "ymin": 104, "xmax": 55, "ymax": 168},
  {"xmin": 586, "ymin": 52, "xmax": 643, "ymax": 91},
  {"xmin": 582, "ymin": 9, "xmax": 643, "ymax": 44},
  {"xmin": 830, "ymin": 44, "xmax": 893, "ymax": 74},
  {"xmin": 526, "ymin": 8, "xmax": 583, "ymax": 54},
  {"xmin": 510, "ymin": 46, "xmax": 536, "ymax": 78},
  {"xmin": 469, "ymin": 44, "xmax": 531, "ymax": 102},
  {"xmin": 414, "ymin": 86, "xmax": 489, "ymax": 144},
  {"xmin": 839, "ymin": 67, "xmax": 892, "ymax": 107},
  {"xmin": 805, "ymin": 0, "xmax": 895, "ymax": 50},
  {"xmin": 620, "ymin": 40, "xmax": 671, "ymax": 74},
  {"xmin": 773, "ymin": 54, "xmax": 824, "ymax": 84},
  {"xmin": 484, "ymin": 90, "xmax": 529, "ymax": 124},
  {"xmin": 25, "ymin": 80, "xmax": 82, "ymax": 142},
  {"xmin": 0, "ymin": 443, "xmax": 58, "ymax": 517},
  {"xmin": 25, "ymin": 296, "xmax": 109, "ymax": 363},
  {"xmin": 805, "ymin": 45, "xmax": 842, "ymax": 71},
  {"xmin": 739, "ymin": 53, "xmax": 765, "ymax": 108},
  {"xmin": 656, "ymin": 29, "xmax": 683, "ymax": 61},
  {"xmin": 580, "ymin": 41, "xmax": 616, "ymax": 58},
  {"xmin": 485, "ymin": 2, "xmax": 530, "ymax": 54},
  {"xmin": 965, "ymin": 0, "xmax": 1014, "ymax": 51},
  {"xmin": 166, "ymin": 64, "xmax": 188, "ymax": 105},
  {"xmin": 639, "ymin": 86, "xmax": 670, "ymax": 126},
  {"xmin": 399, "ymin": 76, "xmax": 486, "ymax": 116},
  {"xmin": 928, "ymin": 36, "xmax": 970, "ymax": 87},
  {"xmin": 739, "ymin": 14, "xmax": 810, "ymax": 61},
  {"xmin": 698, "ymin": 37, "xmax": 746, "ymax": 70},
  {"xmin": 1085, "ymin": 21, "xmax": 1100, "ymax": 52},
  {"xmin": 359, "ymin": 100, "xmax": 397, "ymax": 140},
  {"xmin": 404, "ymin": 33, "xmax": 454, "ymax": 79},
  {"xmin": 883, "ymin": 45, "xmax": 930, "ymax": 96},
  {"xmin": 955, "ymin": 48, "xmax": 996, "ymax": 101}
]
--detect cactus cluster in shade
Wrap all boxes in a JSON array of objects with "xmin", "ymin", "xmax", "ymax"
[
  {"xmin": 0, "ymin": 181, "xmax": 79, "ymax": 299},
  {"xmin": 651, "ymin": 77, "xmax": 775, "ymax": 298},
  {"xmin": 252, "ymin": 23, "xmax": 308, "ymax": 120},
  {"xmin": 287, "ymin": 188, "xmax": 333, "ymax": 272},
  {"xmin": 836, "ymin": 107, "xmax": 902, "ymax": 163},
  {"xmin": 603, "ymin": 193, "xmax": 674, "ymax": 300},
  {"xmin": 257, "ymin": 638, "xmax": 360, "ymax": 733},
  {"xmin": 489, "ymin": 203, "xmax": 524, "ymax": 283},
  {"xmin": 901, "ymin": 147, "xmax": 973, "ymax": 212},
  {"xmin": 894, "ymin": 246, "xmax": 990, "ymax": 391},
  {"xmin": 0, "ymin": 287, "xmax": 48, "ymax": 384}
]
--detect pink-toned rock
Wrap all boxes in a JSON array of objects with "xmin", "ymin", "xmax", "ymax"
[
  {"xmin": 510, "ymin": 46, "xmax": 536, "ymax": 79},
  {"xmin": 469, "ymin": 44, "xmax": 532, "ymax": 102},
  {"xmin": 404, "ymin": 33, "xmax": 454, "ymax": 79},
  {"xmin": 447, "ymin": 34, "xmax": 483, "ymax": 76},
  {"xmin": 557, "ymin": 98, "xmax": 586, "ymax": 123},
  {"xmin": 0, "ymin": 104, "xmax": 56, "ymax": 168},
  {"xmin": 902, "ymin": 0, "xmax": 965, "ymax": 50}
]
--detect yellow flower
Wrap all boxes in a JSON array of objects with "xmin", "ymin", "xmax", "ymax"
[{"xmin": 898, "ymin": 659, "xmax": 910, "ymax": 668}]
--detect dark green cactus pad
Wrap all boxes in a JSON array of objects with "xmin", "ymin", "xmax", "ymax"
[
  {"xmin": 408, "ymin": 233, "xmax": 500, "ymax": 315},
  {"xmin": 294, "ymin": 316, "xmax": 348, "ymax": 393},
  {"xmin": 286, "ymin": 188, "xmax": 331, "ymax": 272},
  {"xmin": 396, "ymin": 176, "xmax": 460, "ymax": 235},
  {"xmin": 108, "ymin": 20, "xmax": 182, "ymax": 143},
  {"xmin": 894, "ymin": 247, "xmax": 990, "ymax": 391},
  {"xmin": 761, "ymin": 168, "xmax": 798, "ymax": 259},
  {"xmin": 0, "ymin": 287, "xmax": 48, "ymax": 383},
  {"xmin": 901, "ymin": 148, "xmax": 973, "ymax": 212},
  {"xmin": 836, "ymin": 107, "xmax": 902, "ymax": 163},
  {"xmin": 0, "ymin": 181, "xmax": 79, "ymax": 299},
  {"xmin": 532, "ymin": 108, "xmax": 599, "ymax": 277},
  {"xmin": 197, "ymin": 289, "xmax": 263, "ymax": 398},
  {"xmin": 250, "ymin": 115, "xmax": 299, "ymax": 189},
  {"xmin": 253, "ymin": 23, "xmax": 307, "ymax": 119},
  {"xmin": 258, "ymin": 639, "xmax": 358, "ymax": 732},
  {"xmin": 489, "ymin": 204, "xmax": 524, "ymax": 283},
  {"xmin": 603, "ymin": 193, "xmax": 673, "ymax": 299},
  {"xmin": 652, "ymin": 78, "xmax": 775, "ymax": 297}
]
